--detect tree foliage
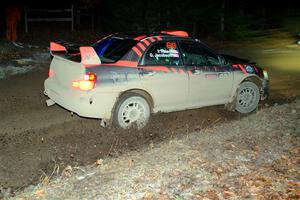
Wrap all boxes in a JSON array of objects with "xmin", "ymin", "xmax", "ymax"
[{"xmin": 80, "ymin": 0, "xmax": 300, "ymax": 39}]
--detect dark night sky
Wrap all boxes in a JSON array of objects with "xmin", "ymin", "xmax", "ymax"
[
  {"xmin": 1, "ymin": 0, "xmax": 300, "ymax": 38},
  {"xmin": 1, "ymin": 0, "xmax": 299, "ymax": 9}
]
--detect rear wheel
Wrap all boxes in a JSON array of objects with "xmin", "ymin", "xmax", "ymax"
[
  {"xmin": 235, "ymin": 81, "xmax": 260, "ymax": 113},
  {"xmin": 113, "ymin": 93, "xmax": 150, "ymax": 129}
]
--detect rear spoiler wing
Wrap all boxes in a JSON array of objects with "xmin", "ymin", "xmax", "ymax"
[
  {"xmin": 50, "ymin": 41, "xmax": 101, "ymax": 65},
  {"xmin": 50, "ymin": 40, "xmax": 80, "ymax": 54}
]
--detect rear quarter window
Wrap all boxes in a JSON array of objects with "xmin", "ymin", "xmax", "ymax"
[{"xmin": 92, "ymin": 37, "xmax": 137, "ymax": 63}]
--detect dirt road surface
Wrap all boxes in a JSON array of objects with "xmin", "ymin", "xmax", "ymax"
[
  {"xmin": 12, "ymin": 98, "xmax": 300, "ymax": 200},
  {"xmin": 0, "ymin": 38, "xmax": 299, "ymax": 196}
]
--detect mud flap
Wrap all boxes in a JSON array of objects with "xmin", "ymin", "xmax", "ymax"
[
  {"xmin": 46, "ymin": 99, "xmax": 55, "ymax": 106},
  {"xmin": 225, "ymin": 86, "xmax": 239, "ymax": 111},
  {"xmin": 225, "ymin": 97, "xmax": 236, "ymax": 111}
]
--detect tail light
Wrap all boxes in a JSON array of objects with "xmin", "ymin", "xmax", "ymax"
[
  {"xmin": 48, "ymin": 69, "xmax": 54, "ymax": 77},
  {"xmin": 72, "ymin": 73, "xmax": 97, "ymax": 91}
]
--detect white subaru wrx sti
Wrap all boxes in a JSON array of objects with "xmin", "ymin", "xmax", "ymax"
[{"xmin": 44, "ymin": 30, "xmax": 269, "ymax": 129}]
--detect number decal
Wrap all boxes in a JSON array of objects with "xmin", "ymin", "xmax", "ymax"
[{"xmin": 166, "ymin": 42, "xmax": 177, "ymax": 49}]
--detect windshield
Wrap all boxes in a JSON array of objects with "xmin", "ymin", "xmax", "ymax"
[{"xmin": 92, "ymin": 37, "xmax": 138, "ymax": 63}]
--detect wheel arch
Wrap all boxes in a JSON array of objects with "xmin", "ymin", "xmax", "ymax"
[
  {"xmin": 225, "ymin": 75, "xmax": 263, "ymax": 111},
  {"xmin": 119, "ymin": 89, "xmax": 154, "ymax": 110},
  {"xmin": 110, "ymin": 88, "xmax": 154, "ymax": 122},
  {"xmin": 241, "ymin": 76, "xmax": 263, "ymax": 90},
  {"xmin": 110, "ymin": 88, "xmax": 154, "ymax": 128}
]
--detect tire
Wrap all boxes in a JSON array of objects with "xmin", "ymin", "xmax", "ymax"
[
  {"xmin": 113, "ymin": 93, "xmax": 150, "ymax": 129},
  {"xmin": 235, "ymin": 81, "xmax": 260, "ymax": 114}
]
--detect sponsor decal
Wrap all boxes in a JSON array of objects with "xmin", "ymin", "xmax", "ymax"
[{"xmin": 149, "ymin": 48, "xmax": 179, "ymax": 59}]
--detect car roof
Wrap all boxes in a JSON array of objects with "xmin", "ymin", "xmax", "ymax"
[
  {"xmin": 110, "ymin": 31, "xmax": 216, "ymax": 54},
  {"xmin": 112, "ymin": 30, "xmax": 193, "ymax": 41}
]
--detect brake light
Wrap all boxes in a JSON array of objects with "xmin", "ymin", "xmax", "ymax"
[
  {"xmin": 72, "ymin": 73, "xmax": 97, "ymax": 91},
  {"xmin": 49, "ymin": 69, "xmax": 54, "ymax": 77}
]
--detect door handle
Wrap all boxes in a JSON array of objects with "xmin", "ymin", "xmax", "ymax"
[
  {"xmin": 138, "ymin": 68, "xmax": 156, "ymax": 76},
  {"xmin": 205, "ymin": 74, "xmax": 218, "ymax": 79},
  {"xmin": 144, "ymin": 70, "xmax": 155, "ymax": 76},
  {"xmin": 189, "ymin": 67, "xmax": 202, "ymax": 75}
]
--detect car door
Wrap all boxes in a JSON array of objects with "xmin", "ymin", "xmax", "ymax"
[
  {"xmin": 138, "ymin": 40, "xmax": 189, "ymax": 112},
  {"xmin": 178, "ymin": 40, "xmax": 233, "ymax": 107}
]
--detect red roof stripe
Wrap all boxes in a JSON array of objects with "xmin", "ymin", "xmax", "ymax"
[
  {"xmin": 155, "ymin": 36, "xmax": 162, "ymax": 41},
  {"xmin": 149, "ymin": 37, "xmax": 155, "ymax": 42},
  {"xmin": 137, "ymin": 43, "xmax": 146, "ymax": 51},
  {"xmin": 132, "ymin": 46, "xmax": 142, "ymax": 57},
  {"xmin": 142, "ymin": 39, "xmax": 150, "ymax": 46},
  {"xmin": 134, "ymin": 35, "xmax": 147, "ymax": 41}
]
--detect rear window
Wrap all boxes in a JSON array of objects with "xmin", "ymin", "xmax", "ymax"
[{"xmin": 92, "ymin": 37, "xmax": 137, "ymax": 63}]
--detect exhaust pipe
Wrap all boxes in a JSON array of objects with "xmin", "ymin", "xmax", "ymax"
[{"xmin": 46, "ymin": 99, "xmax": 55, "ymax": 106}]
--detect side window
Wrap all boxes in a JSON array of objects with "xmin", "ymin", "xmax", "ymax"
[
  {"xmin": 201, "ymin": 45, "xmax": 220, "ymax": 66},
  {"xmin": 143, "ymin": 41, "xmax": 182, "ymax": 66},
  {"xmin": 179, "ymin": 41, "xmax": 220, "ymax": 66},
  {"xmin": 179, "ymin": 42, "xmax": 206, "ymax": 66}
]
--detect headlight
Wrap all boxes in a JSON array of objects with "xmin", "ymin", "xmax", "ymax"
[{"xmin": 263, "ymin": 69, "xmax": 268, "ymax": 80}]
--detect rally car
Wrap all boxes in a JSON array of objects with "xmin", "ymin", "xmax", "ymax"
[{"xmin": 44, "ymin": 30, "xmax": 269, "ymax": 129}]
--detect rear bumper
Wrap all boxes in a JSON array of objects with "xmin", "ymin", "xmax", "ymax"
[{"xmin": 44, "ymin": 78, "xmax": 118, "ymax": 120}]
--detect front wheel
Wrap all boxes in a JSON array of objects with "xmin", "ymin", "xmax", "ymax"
[
  {"xmin": 235, "ymin": 81, "xmax": 260, "ymax": 114},
  {"xmin": 113, "ymin": 93, "xmax": 150, "ymax": 129}
]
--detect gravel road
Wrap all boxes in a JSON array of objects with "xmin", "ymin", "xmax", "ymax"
[{"xmin": 10, "ymin": 98, "xmax": 300, "ymax": 200}]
